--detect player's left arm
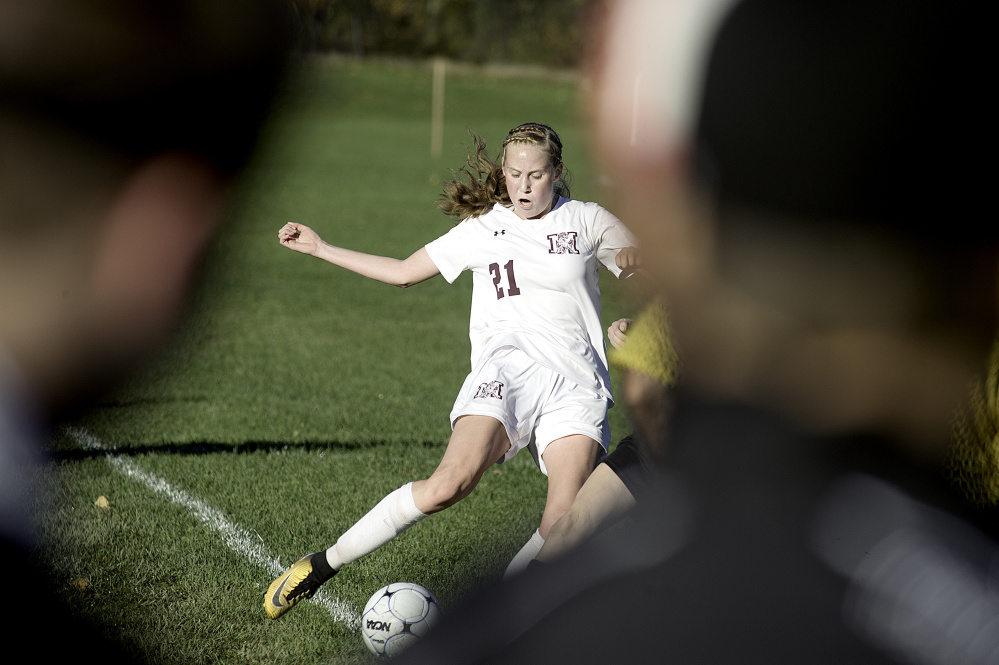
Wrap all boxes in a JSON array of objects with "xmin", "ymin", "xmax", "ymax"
[{"xmin": 591, "ymin": 205, "xmax": 639, "ymax": 276}]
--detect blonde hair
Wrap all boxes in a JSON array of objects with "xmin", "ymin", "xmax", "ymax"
[{"xmin": 438, "ymin": 123, "xmax": 571, "ymax": 220}]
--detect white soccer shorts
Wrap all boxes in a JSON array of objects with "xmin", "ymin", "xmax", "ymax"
[{"xmin": 449, "ymin": 345, "xmax": 610, "ymax": 475}]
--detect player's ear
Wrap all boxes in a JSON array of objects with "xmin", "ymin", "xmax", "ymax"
[{"xmin": 84, "ymin": 152, "xmax": 226, "ymax": 359}]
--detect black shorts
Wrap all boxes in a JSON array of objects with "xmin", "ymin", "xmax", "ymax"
[{"xmin": 601, "ymin": 433, "xmax": 651, "ymax": 496}]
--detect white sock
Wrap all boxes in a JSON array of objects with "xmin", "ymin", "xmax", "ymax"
[
  {"xmin": 504, "ymin": 528, "xmax": 545, "ymax": 578},
  {"xmin": 325, "ymin": 482, "xmax": 427, "ymax": 570}
]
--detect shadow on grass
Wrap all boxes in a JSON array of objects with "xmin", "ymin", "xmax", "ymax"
[{"xmin": 46, "ymin": 435, "xmax": 443, "ymax": 462}]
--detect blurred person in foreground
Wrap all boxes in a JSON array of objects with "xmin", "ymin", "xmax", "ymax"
[
  {"xmin": 397, "ymin": 0, "xmax": 998, "ymax": 663},
  {"xmin": 1, "ymin": 0, "xmax": 290, "ymax": 658}
]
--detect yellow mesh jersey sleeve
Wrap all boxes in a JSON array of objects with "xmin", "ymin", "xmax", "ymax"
[
  {"xmin": 608, "ymin": 298, "xmax": 680, "ymax": 388},
  {"xmin": 948, "ymin": 336, "xmax": 999, "ymax": 505}
]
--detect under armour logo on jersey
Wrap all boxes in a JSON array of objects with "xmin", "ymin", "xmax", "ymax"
[
  {"xmin": 473, "ymin": 380, "xmax": 504, "ymax": 399},
  {"xmin": 494, "ymin": 230, "xmax": 506, "ymax": 236},
  {"xmin": 547, "ymin": 231, "xmax": 579, "ymax": 254}
]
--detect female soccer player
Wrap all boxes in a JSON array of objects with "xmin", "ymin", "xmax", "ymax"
[{"xmin": 265, "ymin": 122, "xmax": 637, "ymax": 618}]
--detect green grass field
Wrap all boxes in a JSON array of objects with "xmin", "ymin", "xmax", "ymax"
[{"xmin": 33, "ymin": 57, "xmax": 637, "ymax": 664}]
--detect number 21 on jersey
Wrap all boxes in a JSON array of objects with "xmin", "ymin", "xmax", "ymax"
[{"xmin": 489, "ymin": 260, "xmax": 521, "ymax": 299}]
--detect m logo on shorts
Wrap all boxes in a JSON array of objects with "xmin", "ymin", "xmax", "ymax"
[
  {"xmin": 547, "ymin": 231, "xmax": 579, "ymax": 255},
  {"xmin": 473, "ymin": 380, "xmax": 504, "ymax": 400}
]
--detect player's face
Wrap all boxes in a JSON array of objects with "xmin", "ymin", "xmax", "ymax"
[{"xmin": 503, "ymin": 144, "xmax": 562, "ymax": 220}]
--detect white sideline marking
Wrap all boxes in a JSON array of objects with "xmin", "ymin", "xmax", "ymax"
[{"xmin": 63, "ymin": 426, "xmax": 359, "ymax": 630}]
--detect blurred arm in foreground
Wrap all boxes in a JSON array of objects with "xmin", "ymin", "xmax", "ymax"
[{"xmin": 1, "ymin": 1, "xmax": 292, "ymax": 659}]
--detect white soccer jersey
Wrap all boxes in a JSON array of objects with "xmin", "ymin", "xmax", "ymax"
[{"xmin": 425, "ymin": 197, "xmax": 637, "ymax": 403}]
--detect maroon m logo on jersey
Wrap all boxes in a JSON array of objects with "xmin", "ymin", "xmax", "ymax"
[{"xmin": 547, "ymin": 231, "xmax": 579, "ymax": 255}]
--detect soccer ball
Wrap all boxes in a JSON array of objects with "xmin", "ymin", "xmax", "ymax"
[{"xmin": 360, "ymin": 582, "xmax": 443, "ymax": 657}]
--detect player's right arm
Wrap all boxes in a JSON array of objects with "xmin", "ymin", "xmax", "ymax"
[{"xmin": 278, "ymin": 222, "xmax": 439, "ymax": 288}]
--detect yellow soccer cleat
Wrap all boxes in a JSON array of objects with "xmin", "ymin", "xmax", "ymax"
[{"xmin": 264, "ymin": 552, "xmax": 337, "ymax": 619}]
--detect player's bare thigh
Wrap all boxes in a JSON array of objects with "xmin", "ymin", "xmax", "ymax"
[
  {"xmin": 538, "ymin": 434, "xmax": 601, "ymax": 538},
  {"xmin": 412, "ymin": 414, "xmax": 511, "ymax": 514},
  {"xmin": 538, "ymin": 462, "xmax": 636, "ymax": 561}
]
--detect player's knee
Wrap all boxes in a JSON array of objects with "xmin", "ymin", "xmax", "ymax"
[
  {"xmin": 422, "ymin": 468, "xmax": 478, "ymax": 511},
  {"xmin": 548, "ymin": 509, "xmax": 578, "ymax": 542},
  {"xmin": 544, "ymin": 505, "xmax": 593, "ymax": 552},
  {"xmin": 539, "ymin": 495, "xmax": 579, "ymax": 538}
]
